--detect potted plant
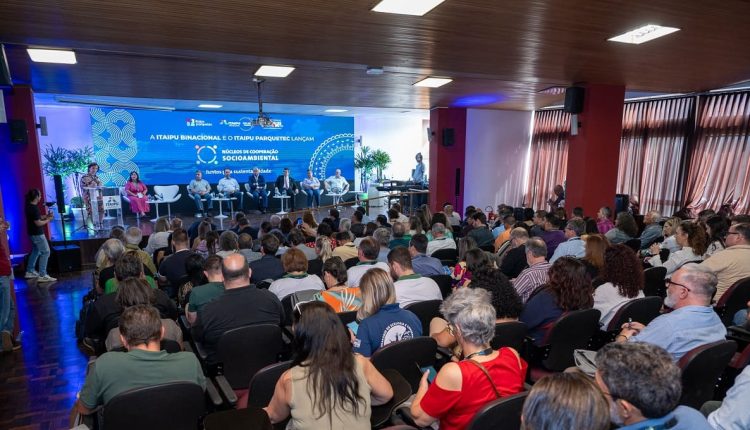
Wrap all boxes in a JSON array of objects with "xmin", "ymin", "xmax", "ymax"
[
  {"xmin": 354, "ymin": 146, "xmax": 376, "ymax": 191},
  {"xmin": 42, "ymin": 144, "xmax": 93, "ymax": 219},
  {"xmin": 371, "ymin": 149, "xmax": 391, "ymax": 182}
]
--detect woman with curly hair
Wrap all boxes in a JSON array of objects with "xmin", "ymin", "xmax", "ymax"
[
  {"xmin": 593, "ymin": 244, "xmax": 645, "ymax": 326},
  {"xmin": 520, "ymin": 257, "xmax": 594, "ymax": 345},
  {"xmin": 647, "ymin": 221, "xmax": 708, "ymax": 277},
  {"xmin": 581, "ymin": 234, "xmax": 610, "ymax": 280},
  {"xmin": 605, "ymin": 212, "xmax": 639, "ymax": 244},
  {"xmin": 704, "ymin": 215, "xmax": 729, "ymax": 256}
]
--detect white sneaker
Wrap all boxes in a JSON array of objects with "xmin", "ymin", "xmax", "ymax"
[
  {"xmin": 37, "ymin": 275, "xmax": 57, "ymax": 283},
  {"xmin": 24, "ymin": 271, "xmax": 39, "ymax": 279}
]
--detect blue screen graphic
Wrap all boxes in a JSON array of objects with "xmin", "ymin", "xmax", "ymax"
[{"xmin": 90, "ymin": 108, "xmax": 354, "ymax": 186}]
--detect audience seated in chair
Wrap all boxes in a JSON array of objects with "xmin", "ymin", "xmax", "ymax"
[
  {"xmin": 74, "ymin": 305, "xmax": 205, "ymax": 421},
  {"xmin": 332, "ymin": 231, "xmax": 358, "ymax": 261},
  {"xmin": 521, "ymin": 372, "xmax": 610, "ymax": 430},
  {"xmin": 353, "ymin": 269, "xmax": 422, "ymax": 357},
  {"xmin": 699, "ymin": 222, "xmax": 750, "ymax": 300},
  {"xmin": 388, "ymin": 247, "xmax": 442, "ymax": 308},
  {"xmin": 606, "ymin": 212, "xmax": 639, "ymax": 245},
  {"xmin": 268, "ymin": 248, "xmax": 324, "ymax": 300},
  {"xmin": 144, "ymin": 217, "xmax": 170, "ymax": 255},
  {"xmin": 264, "ymin": 302, "xmax": 393, "ymax": 428},
  {"xmin": 156, "ymin": 228, "xmax": 196, "ymax": 296},
  {"xmin": 639, "ymin": 210, "xmax": 664, "ymax": 249},
  {"xmin": 615, "ymin": 264, "xmax": 726, "ymax": 360},
  {"xmin": 540, "ymin": 213, "xmax": 566, "ymax": 260},
  {"xmin": 186, "ymin": 255, "xmax": 224, "ymax": 325},
  {"xmin": 499, "ymin": 228, "xmax": 530, "ymax": 279},
  {"xmin": 512, "ymin": 238, "xmax": 551, "ymax": 304},
  {"xmin": 593, "ymin": 244, "xmax": 645, "ymax": 327},
  {"xmin": 389, "ymin": 222, "xmax": 411, "ymax": 249},
  {"xmin": 347, "ymin": 237, "xmax": 390, "ymax": 287},
  {"xmin": 409, "ymin": 233, "xmax": 445, "ymax": 276},
  {"xmin": 705, "ymin": 364, "xmax": 750, "ymax": 429},
  {"xmin": 191, "ymin": 254, "xmax": 283, "ymax": 365},
  {"xmin": 467, "ymin": 212, "xmax": 494, "ymax": 248},
  {"xmin": 595, "ymin": 342, "xmax": 711, "ymax": 429},
  {"xmin": 549, "ymin": 219, "xmax": 586, "ymax": 263},
  {"xmin": 410, "ymin": 288, "xmax": 527, "ymax": 430},
  {"xmin": 427, "ymin": 222, "xmax": 456, "ymax": 256},
  {"xmin": 314, "ymin": 257, "xmax": 362, "ymax": 312},
  {"xmin": 249, "ymin": 234, "xmax": 285, "ymax": 284},
  {"xmin": 123, "ymin": 226, "xmax": 157, "ymax": 275},
  {"xmin": 648, "ymin": 221, "xmax": 708, "ymax": 277}
]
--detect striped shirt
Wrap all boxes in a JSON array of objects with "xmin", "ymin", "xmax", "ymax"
[{"xmin": 513, "ymin": 261, "xmax": 551, "ymax": 303}]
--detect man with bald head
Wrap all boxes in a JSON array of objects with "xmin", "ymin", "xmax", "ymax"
[{"xmin": 191, "ymin": 253, "xmax": 283, "ymax": 364}]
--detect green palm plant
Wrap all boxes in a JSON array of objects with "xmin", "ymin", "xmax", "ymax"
[
  {"xmin": 354, "ymin": 146, "xmax": 376, "ymax": 191},
  {"xmin": 371, "ymin": 149, "xmax": 391, "ymax": 181}
]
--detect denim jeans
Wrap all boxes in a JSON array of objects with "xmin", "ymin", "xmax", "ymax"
[
  {"xmin": 250, "ymin": 190, "xmax": 267, "ymax": 210},
  {"xmin": 190, "ymin": 192, "xmax": 213, "ymax": 211},
  {"xmin": 28, "ymin": 234, "xmax": 50, "ymax": 276},
  {"xmin": 304, "ymin": 189, "xmax": 320, "ymax": 207},
  {"xmin": 0, "ymin": 276, "xmax": 15, "ymax": 337}
]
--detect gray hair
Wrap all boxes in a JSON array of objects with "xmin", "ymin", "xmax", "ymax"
[
  {"xmin": 596, "ymin": 342, "xmax": 681, "ymax": 418},
  {"xmin": 270, "ymin": 215, "xmax": 281, "ymax": 227},
  {"xmin": 647, "ymin": 210, "xmax": 661, "ymax": 221},
  {"xmin": 525, "ymin": 237, "xmax": 547, "ymax": 258},
  {"xmin": 219, "ymin": 230, "xmax": 239, "ymax": 252},
  {"xmin": 101, "ymin": 238, "xmax": 125, "ymax": 264},
  {"xmin": 679, "ymin": 263, "xmax": 718, "ymax": 302},
  {"xmin": 373, "ymin": 227, "xmax": 392, "ymax": 247},
  {"xmin": 339, "ymin": 218, "xmax": 351, "ymax": 232},
  {"xmin": 510, "ymin": 227, "xmax": 529, "ymax": 241},
  {"xmin": 125, "ymin": 226, "xmax": 143, "ymax": 246},
  {"xmin": 565, "ymin": 219, "xmax": 585, "ymax": 237},
  {"xmin": 440, "ymin": 288, "xmax": 495, "ymax": 346},
  {"xmin": 431, "ymin": 222, "xmax": 446, "ymax": 236}
]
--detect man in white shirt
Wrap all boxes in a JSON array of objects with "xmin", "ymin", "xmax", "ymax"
[
  {"xmin": 427, "ymin": 223, "xmax": 456, "ymax": 256},
  {"xmin": 187, "ymin": 170, "xmax": 213, "ymax": 217},
  {"xmin": 347, "ymin": 238, "xmax": 389, "ymax": 287},
  {"xmin": 443, "ymin": 204, "xmax": 461, "ymax": 227},
  {"xmin": 388, "ymin": 247, "xmax": 441, "ymax": 308},
  {"xmin": 324, "ymin": 169, "xmax": 349, "ymax": 194},
  {"xmin": 217, "ymin": 168, "xmax": 243, "ymax": 209}
]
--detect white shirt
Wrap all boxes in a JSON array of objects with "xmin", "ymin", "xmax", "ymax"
[
  {"xmin": 394, "ymin": 274, "xmax": 442, "ymax": 308},
  {"xmin": 426, "ymin": 237, "xmax": 457, "ymax": 256},
  {"xmin": 648, "ymin": 246, "xmax": 703, "ymax": 277},
  {"xmin": 325, "ymin": 176, "xmax": 349, "ymax": 193},
  {"xmin": 347, "ymin": 261, "xmax": 390, "ymax": 287},
  {"xmin": 268, "ymin": 274, "xmax": 324, "ymax": 300},
  {"xmin": 218, "ymin": 177, "xmax": 240, "ymax": 194},
  {"xmin": 593, "ymin": 282, "xmax": 645, "ymax": 328}
]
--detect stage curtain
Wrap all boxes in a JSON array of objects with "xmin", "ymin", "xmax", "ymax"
[
  {"xmin": 616, "ymin": 97, "xmax": 695, "ymax": 216},
  {"xmin": 684, "ymin": 92, "xmax": 750, "ymax": 215},
  {"xmin": 525, "ymin": 109, "xmax": 570, "ymax": 210}
]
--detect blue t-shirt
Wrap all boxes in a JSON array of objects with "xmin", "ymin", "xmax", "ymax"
[
  {"xmin": 353, "ymin": 303, "xmax": 422, "ymax": 357},
  {"xmin": 618, "ymin": 405, "xmax": 711, "ymax": 430}
]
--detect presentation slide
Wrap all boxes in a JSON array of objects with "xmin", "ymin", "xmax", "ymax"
[{"xmin": 90, "ymin": 108, "xmax": 355, "ymax": 186}]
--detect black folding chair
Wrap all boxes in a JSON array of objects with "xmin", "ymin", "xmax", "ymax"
[
  {"xmin": 101, "ymin": 382, "xmax": 206, "ymax": 430},
  {"xmin": 714, "ymin": 277, "xmax": 750, "ymax": 326},
  {"xmin": 371, "ymin": 337, "xmax": 438, "ymax": 392},
  {"xmin": 490, "ymin": 321, "xmax": 528, "ymax": 352},
  {"xmin": 643, "ymin": 267, "xmax": 667, "ymax": 298},
  {"xmin": 428, "ymin": 274, "xmax": 454, "ymax": 299},
  {"xmin": 404, "ymin": 300, "xmax": 443, "ymax": 336},
  {"xmin": 678, "ymin": 340, "xmax": 737, "ymax": 409},
  {"xmin": 466, "ymin": 391, "xmax": 528, "ymax": 430},
  {"xmin": 431, "ymin": 248, "xmax": 458, "ymax": 266}
]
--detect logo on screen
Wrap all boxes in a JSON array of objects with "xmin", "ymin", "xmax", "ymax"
[
  {"xmin": 186, "ymin": 118, "xmax": 213, "ymax": 127},
  {"xmin": 195, "ymin": 145, "xmax": 219, "ymax": 164}
]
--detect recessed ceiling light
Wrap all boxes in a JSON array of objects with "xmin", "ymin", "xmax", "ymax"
[
  {"xmin": 27, "ymin": 48, "xmax": 77, "ymax": 64},
  {"xmin": 255, "ymin": 65, "xmax": 296, "ymax": 78},
  {"xmin": 198, "ymin": 104, "xmax": 223, "ymax": 109},
  {"xmin": 414, "ymin": 77, "xmax": 453, "ymax": 88},
  {"xmin": 608, "ymin": 24, "xmax": 680, "ymax": 45},
  {"xmin": 325, "ymin": 109, "xmax": 348, "ymax": 113},
  {"xmin": 372, "ymin": 0, "xmax": 446, "ymax": 16}
]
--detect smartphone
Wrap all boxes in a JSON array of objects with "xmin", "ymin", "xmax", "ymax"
[
  {"xmin": 347, "ymin": 321, "xmax": 359, "ymax": 335},
  {"xmin": 416, "ymin": 363, "xmax": 437, "ymax": 384}
]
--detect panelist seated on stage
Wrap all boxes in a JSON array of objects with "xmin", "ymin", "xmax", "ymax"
[
  {"xmin": 274, "ymin": 167, "xmax": 299, "ymax": 211},
  {"xmin": 187, "ymin": 170, "xmax": 213, "ymax": 217},
  {"xmin": 217, "ymin": 168, "xmax": 243, "ymax": 207},
  {"xmin": 247, "ymin": 167, "xmax": 268, "ymax": 213},
  {"xmin": 300, "ymin": 169, "xmax": 321, "ymax": 208},
  {"xmin": 324, "ymin": 169, "xmax": 349, "ymax": 195}
]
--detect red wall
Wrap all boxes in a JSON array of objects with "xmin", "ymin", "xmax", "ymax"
[
  {"xmin": 565, "ymin": 84, "xmax": 625, "ymax": 218},
  {"xmin": 429, "ymin": 107, "xmax": 467, "ymax": 214}
]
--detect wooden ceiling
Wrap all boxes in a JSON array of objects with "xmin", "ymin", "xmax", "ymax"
[{"xmin": 2, "ymin": 0, "xmax": 750, "ymax": 110}]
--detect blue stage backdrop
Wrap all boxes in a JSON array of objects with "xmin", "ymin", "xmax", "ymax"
[{"xmin": 90, "ymin": 108, "xmax": 355, "ymax": 186}]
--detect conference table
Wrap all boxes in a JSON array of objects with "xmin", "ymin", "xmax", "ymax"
[
  {"xmin": 273, "ymin": 194, "xmax": 291, "ymax": 215},
  {"xmin": 213, "ymin": 197, "xmax": 238, "ymax": 220}
]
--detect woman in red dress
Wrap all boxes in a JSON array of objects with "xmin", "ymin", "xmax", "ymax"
[{"xmin": 124, "ymin": 171, "xmax": 150, "ymax": 216}]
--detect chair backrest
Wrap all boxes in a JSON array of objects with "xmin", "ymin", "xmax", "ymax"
[
  {"xmin": 281, "ymin": 289, "xmax": 320, "ymax": 326},
  {"xmin": 102, "ymin": 382, "xmax": 205, "ymax": 430},
  {"xmin": 344, "ymin": 257, "xmax": 359, "ymax": 269},
  {"xmin": 479, "ymin": 244, "xmax": 495, "ymax": 253},
  {"xmin": 404, "ymin": 300, "xmax": 443, "ymax": 336},
  {"xmin": 428, "ymin": 274, "xmax": 454, "ymax": 299},
  {"xmin": 431, "ymin": 248, "xmax": 458, "ymax": 266},
  {"xmin": 118, "ymin": 186, "xmax": 130, "ymax": 202},
  {"xmin": 247, "ymin": 360, "xmax": 292, "ymax": 408},
  {"xmin": 154, "ymin": 185, "xmax": 179, "ymax": 200},
  {"xmin": 490, "ymin": 321, "xmax": 528, "ymax": 352},
  {"xmin": 715, "ymin": 277, "xmax": 750, "ymax": 326},
  {"xmin": 678, "ymin": 340, "xmax": 737, "ymax": 409},
  {"xmin": 643, "ymin": 267, "xmax": 667, "ymax": 298},
  {"xmin": 541, "ymin": 308, "xmax": 601, "ymax": 371},
  {"xmin": 203, "ymin": 407, "xmax": 272, "ymax": 430},
  {"xmin": 606, "ymin": 296, "xmax": 664, "ymax": 331},
  {"xmin": 371, "ymin": 337, "xmax": 438, "ymax": 392},
  {"xmin": 217, "ymin": 324, "xmax": 283, "ymax": 390},
  {"xmin": 337, "ymin": 310, "xmax": 358, "ymax": 326},
  {"xmin": 466, "ymin": 391, "xmax": 528, "ymax": 430},
  {"xmin": 256, "ymin": 279, "xmax": 273, "ymax": 290},
  {"xmin": 624, "ymin": 238, "xmax": 641, "ymax": 252}
]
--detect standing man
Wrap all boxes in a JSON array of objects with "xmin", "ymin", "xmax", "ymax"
[
  {"xmin": 1, "ymin": 218, "xmax": 20, "ymax": 352},
  {"xmin": 248, "ymin": 167, "xmax": 267, "ymax": 214},
  {"xmin": 187, "ymin": 170, "xmax": 212, "ymax": 217},
  {"xmin": 275, "ymin": 167, "xmax": 299, "ymax": 211},
  {"xmin": 301, "ymin": 169, "xmax": 321, "ymax": 209},
  {"xmin": 324, "ymin": 169, "xmax": 350, "ymax": 195},
  {"xmin": 217, "ymin": 168, "xmax": 243, "ymax": 209},
  {"xmin": 411, "ymin": 153, "xmax": 426, "ymax": 206}
]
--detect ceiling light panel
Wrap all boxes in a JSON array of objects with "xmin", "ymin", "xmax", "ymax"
[
  {"xmin": 27, "ymin": 48, "xmax": 77, "ymax": 64},
  {"xmin": 414, "ymin": 77, "xmax": 453, "ymax": 88},
  {"xmin": 608, "ymin": 25, "xmax": 680, "ymax": 45},
  {"xmin": 255, "ymin": 65, "xmax": 296, "ymax": 78},
  {"xmin": 372, "ymin": 0, "xmax": 446, "ymax": 16}
]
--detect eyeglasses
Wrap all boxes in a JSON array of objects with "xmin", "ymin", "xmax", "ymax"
[
  {"xmin": 727, "ymin": 231, "xmax": 739, "ymax": 236},
  {"xmin": 665, "ymin": 279, "xmax": 692, "ymax": 292}
]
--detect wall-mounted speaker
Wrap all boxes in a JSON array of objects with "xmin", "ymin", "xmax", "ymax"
[
  {"xmin": 564, "ymin": 87, "xmax": 585, "ymax": 114},
  {"xmin": 455, "ymin": 168, "xmax": 461, "ymax": 196},
  {"xmin": 10, "ymin": 119, "xmax": 27, "ymax": 144},
  {"xmin": 442, "ymin": 128, "xmax": 455, "ymax": 146}
]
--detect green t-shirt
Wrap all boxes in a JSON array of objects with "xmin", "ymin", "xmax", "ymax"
[
  {"xmin": 187, "ymin": 282, "xmax": 225, "ymax": 313},
  {"xmin": 79, "ymin": 349, "xmax": 206, "ymax": 408},
  {"xmin": 104, "ymin": 276, "xmax": 156, "ymax": 295}
]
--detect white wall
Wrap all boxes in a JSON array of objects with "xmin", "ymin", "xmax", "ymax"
[
  {"xmin": 353, "ymin": 115, "xmax": 429, "ymax": 190},
  {"xmin": 464, "ymin": 109, "xmax": 532, "ymax": 209}
]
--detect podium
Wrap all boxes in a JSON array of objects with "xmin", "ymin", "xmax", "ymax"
[{"xmin": 83, "ymin": 186, "xmax": 122, "ymax": 230}]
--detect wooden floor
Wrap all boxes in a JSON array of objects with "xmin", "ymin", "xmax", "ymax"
[{"xmin": 0, "ymin": 272, "xmax": 91, "ymax": 430}]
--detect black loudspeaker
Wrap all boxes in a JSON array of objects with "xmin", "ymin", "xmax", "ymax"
[
  {"xmin": 50, "ymin": 244, "xmax": 81, "ymax": 273},
  {"xmin": 53, "ymin": 174, "xmax": 66, "ymax": 214},
  {"xmin": 564, "ymin": 87, "xmax": 585, "ymax": 114},
  {"xmin": 10, "ymin": 119, "xmax": 27, "ymax": 144},
  {"xmin": 442, "ymin": 128, "xmax": 455, "ymax": 146},
  {"xmin": 614, "ymin": 194, "xmax": 629, "ymax": 216},
  {"xmin": 454, "ymin": 168, "xmax": 461, "ymax": 196}
]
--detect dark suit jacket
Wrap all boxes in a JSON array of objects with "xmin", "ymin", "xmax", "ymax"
[
  {"xmin": 275, "ymin": 175, "xmax": 298, "ymax": 192},
  {"xmin": 248, "ymin": 174, "xmax": 266, "ymax": 192},
  {"xmin": 249, "ymin": 254, "xmax": 285, "ymax": 283}
]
